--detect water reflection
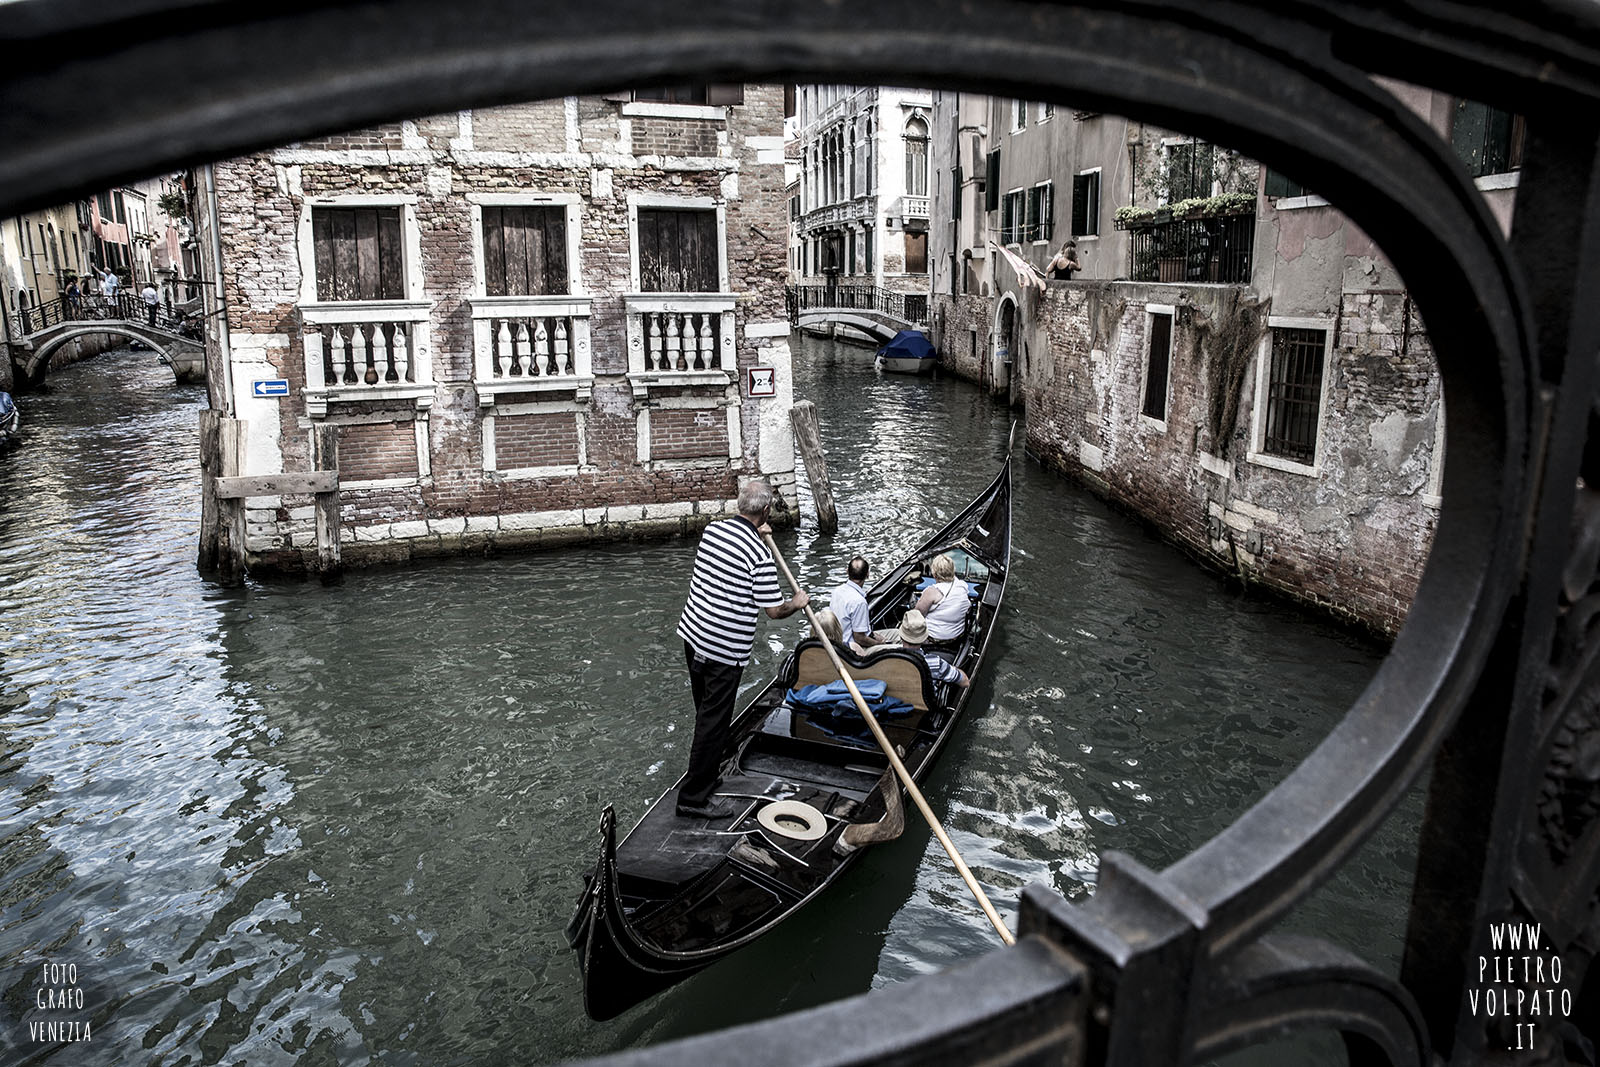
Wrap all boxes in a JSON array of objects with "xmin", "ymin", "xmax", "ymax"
[{"xmin": 0, "ymin": 339, "xmax": 1408, "ymax": 1065}]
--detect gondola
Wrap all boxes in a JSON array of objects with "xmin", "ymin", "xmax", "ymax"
[{"xmin": 566, "ymin": 449, "xmax": 1013, "ymax": 1020}]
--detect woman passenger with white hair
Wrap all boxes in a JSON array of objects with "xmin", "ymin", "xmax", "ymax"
[
  {"xmin": 810, "ymin": 607, "xmax": 865, "ymax": 657},
  {"xmin": 915, "ymin": 553, "xmax": 969, "ymax": 656}
]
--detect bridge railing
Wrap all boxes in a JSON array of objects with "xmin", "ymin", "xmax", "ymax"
[
  {"xmin": 18, "ymin": 292, "xmax": 198, "ymax": 338},
  {"xmin": 785, "ymin": 283, "xmax": 931, "ymax": 327}
]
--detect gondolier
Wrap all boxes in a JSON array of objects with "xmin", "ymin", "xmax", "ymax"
[{"xmin": 676, "ymin": 479, "xmax": 809, "ymax": 817}]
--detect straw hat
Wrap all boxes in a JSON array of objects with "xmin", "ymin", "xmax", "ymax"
[{"xmin": 898, "ymin": 609, "xmax": 928, "ymax": 645}]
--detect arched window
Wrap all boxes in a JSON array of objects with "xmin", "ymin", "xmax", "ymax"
[{"xmin": 904, "ymin": 116, "xmax": 929, "ymax": 197}]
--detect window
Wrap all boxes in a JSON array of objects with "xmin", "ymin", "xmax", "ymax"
[
  {"xmin": 985, "ymin": 150, "xmax": 1001, "ymax": 211},
  {"xmin": 905, "ymin": 116, "xmax": 929, "ymax": 197},
  {"xmin": 481, "ymin": 205, "xmax": 568, "ymax": 296},
  {"xmin": 1264, "ymin": 169, "xmax": 1306, "ymax": 198},
  {"xmin": 1027, "ymin": 182, "xmax": 1053, "ymax": 242},
  {"xmin": 1072, "ymin": 171, "xmax": 1100, "ymax": 236},
  {"xmin": 1011, "ymin": 99, "xmax": 1027, "ymax": 132},
  {"xmin": 863, "ymin": 228, "xmax": 873, "ymax": 276},
  {"xmin": 905, "ymin": 233, "xmax": 927, "ymax": 274},
  {"xmin": 96, "ymin": 192, "xmax": 113, "ymax": 221},
  {"xmin": 1261, "ymin": 326, "xmax": 1326, "ymax": 465},
  {"xmin": 312, "ymin": 206, "xmax": 405, "ymax": 301},
  {"xmin": 1451, "ymin": 99, "xmax": 1524, "ymax": 178},
  {"xmin": 1039, "ymin": 101, "xmax": 1054, "ymax": 122},
  {"xmin": 638, "ymin": 208, "xmax": 719, "ymax": 292},
  {"xmin": 952, "ymin": 166, "xmax": 962, "ymax": 221},
  {"xmin": 633, "ymin": 85, "xmax": 706, "ymax": 104},
  {"xmin": 1142, "ymin": 309, "xmax": 1173, "ymax": 422},
  {"xmin": 1165, "ymin": 141, "xmax": 1217, "ymax": 201},
  {"xmin": 1001, "ymin": 189, "xmax": 1025, "ymax": 245},
  {"xmin": 789, "ymin": 195, "xmax": 799, "ymax": 221},
  {"xmin": 113, "ymin": 192, "xmax": 127, "ymax": 225}
]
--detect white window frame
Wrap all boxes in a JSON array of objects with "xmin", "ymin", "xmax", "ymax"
[
  {"xmin": 1029, "ymin": 180, "xmax": 1054, "ymax": 245},
  {"xmin": 1139, "ymin": 303, "xmax": 1175, "ymax": 431},
  {"xmin": 1003, "ymin": 187, "xmax": 1026, "ymax": 247},
  {"xmin": 1247, "ymin": 315, "xmax": 1335, "ymax": 478},
  {"xmin": 1038, "ymin": 101, "xmax": 1054, "ymax": 122},
  {"xmin": 1011, "ymin": 99, "xmax": 1027, "ymax": 133},
  {"xmin": 296, "ymin": 194, "xmax": 433, "ymax": 418},
  {"xmin": 1074, "ymin": 167, "xmax": 1102, "ymax": 238},
  {"xmin": 467, "ymin": 192, "xmax": 584, "ymax": 298},
  {"xmin": 627, "ymin": 192, "xmax": 728, "ymax": 294}
]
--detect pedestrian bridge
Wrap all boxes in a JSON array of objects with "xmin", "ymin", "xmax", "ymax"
[
  {"xmin": 785, "ymin": 284, "xmax": 930, "ymax": 343},
  {"xmin": 11, "ymin": 293, "xmax": 206, "ymax": 388}
]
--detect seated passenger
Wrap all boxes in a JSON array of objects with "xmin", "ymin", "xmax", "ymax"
[
  {"xmin": 811, "ymin": 607, "xmax": 865, "ymax": 657},
  {"xmin": 897, "ymin": 610, "xmax": 969, "ymax": 689},
  {"xmin": 829, "ymin": 556, "xmax": 898, "ymax": 650},
  {"xmin": 916, "ymin": 554, "xmax": 970, "ymax": 649}
]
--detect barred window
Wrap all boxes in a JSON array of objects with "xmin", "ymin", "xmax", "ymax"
[
  {"xmin": 1262, "ymin": 327, "xmax": 1326, "ymax": 464},
  {"xmin": 1027, "ymin": 182, "xmax": 1053, "ymax": 242},
  {"xmin": 1072, "ymin": 172, "xmax": 1100, "ymax": 236},
  {"xmin": 1002, "ymin": 189, "xmax": 1026, "ymax": 245}
]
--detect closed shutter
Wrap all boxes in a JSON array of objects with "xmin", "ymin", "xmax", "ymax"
[
  {"xmin": 985, "ymin": 150, "xmax": 1000, "ymax": 211},
  {"xmin": 312, "ymin": 206, "xmax": 404, "ymax": 301},
  {"xmin": 639, "ymin": 208, "xmax": 719, "ymax": 292},
  {"xmin": 482, "ymin": 206, "xmax": 568, "ymax": 296}
]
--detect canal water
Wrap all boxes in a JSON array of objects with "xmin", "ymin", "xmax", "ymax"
[{"xmin": 0, "ymin": 338, "xmax": 1413, "ymax": 1065}]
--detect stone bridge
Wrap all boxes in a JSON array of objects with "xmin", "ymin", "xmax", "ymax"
[
  {"xmin": 786, "ymin": 283, "xmax": 930, "ymax": 343},
  {"xmin": 10, "ymin": 294, "xmax": 206, "ymax": 388}
]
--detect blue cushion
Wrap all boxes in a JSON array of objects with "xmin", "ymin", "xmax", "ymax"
[{"xmin": 915, "ymin": 577, "xmax": 979, "ymax": 598}]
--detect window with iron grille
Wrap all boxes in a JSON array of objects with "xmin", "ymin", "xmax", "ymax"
[
  {"xmin": 1002, "ymin": 189, "xmax": 1025, "ymax": 245},
  {"xmin": 312, "ymin": 206, "xmax": 405, "ymax": 301},
  {"xmin": 1165, "ymin": 141, "xmax": 1217, "ymax": 201},
  {"xmin": 1262, "ymin": 327, "xmax": 1326, "ymax": 464},
  {"xmin": 481, "ymin": 205, "xmax": 568, "ymax": 296},
  {"xmin": 1143, "ymin": 311, "xmax": 1173, "ymax": 422},
  {"xmin": 1072, "ymin": 171, "xmax": 1100, "ymax": 236},
  {"xmin": 1451, "ymin": 99, "xmax": 1524, "ymax": 178},
  {"xmin": 637, "ymin": 207, "xmax": 718, "ymax": 292},
  {"xmin": 1027, "ymin": 182, "xmax": 1053, "ymax": 242}
]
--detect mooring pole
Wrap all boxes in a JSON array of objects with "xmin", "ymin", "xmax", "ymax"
[
  {"xmin": 197, "ymin": 409, "xmax": 222, "ymax": 574},
  {"xmin": 309, "ymin": 423, "xmax": 342, "ymax": 582},
  {"xmin": 789, "ymin": 399, "xmax": 838, "ymax": 534}
]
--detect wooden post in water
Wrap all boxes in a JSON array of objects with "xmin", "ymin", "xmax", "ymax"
[
  {"xmin": 197, "ymin": 409, "xmax": 222, "ymax": 574},
  {"xmin": 216, "ymin": 417, "xmax": 248, "ymax": 585},
  {"xmin": 789, "ymin": 400, "xmax": 837, "ymax": 534},
  {"xmin": 309, "ymin": 423, "xmax": 342, "ymax": 581}
]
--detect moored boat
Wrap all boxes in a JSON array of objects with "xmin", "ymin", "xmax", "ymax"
[
  {"xmin": 874, "ymin": 328, "xmax": 938, "ymax": 375},
  {"xmin": 566, "ymin": 451, "xmax": 1013, "ymax": 1020}
]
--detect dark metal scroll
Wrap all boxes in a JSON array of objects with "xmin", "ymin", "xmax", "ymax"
[{"xmin": 3, "ymin": 1, "xmax": 1599, "ymax": 1064}]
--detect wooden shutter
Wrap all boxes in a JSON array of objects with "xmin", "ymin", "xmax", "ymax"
[
  {"xmin": 706, "ymin": 83, "xmax": 745, "ymax": 106},
  {"xmin": 639, "ymin": 208, "xmax": 718, "ymax": 292},
  {"xmin": 312, "ymin": 206, "xmax": 404, "ymax": 301},
  {"xmin": 985, "ymin": 150, "xmax": 1000, "ymax": 211},
  {"xmin": 483, "ymin": 206, "xmax": 569, "ymax": 296}
]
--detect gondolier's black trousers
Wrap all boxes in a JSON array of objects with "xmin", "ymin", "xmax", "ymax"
[{"xmin": 681, "ymin": 641, "xmax": 743, "ymax": 807}]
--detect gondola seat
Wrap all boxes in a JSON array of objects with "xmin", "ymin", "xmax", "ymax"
[{"xmin": 789, "ymin": 639, "xmax": 939, "ymax": 714}]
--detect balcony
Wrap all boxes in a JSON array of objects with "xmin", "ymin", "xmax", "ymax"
[
  {"xmin": 900, "ymin": 195, "xmax": 929, "ymax": 221},
  {"xmin": 623, "ymin": 293, "xmax": 736, "ymax": 398},
  {"xmin": 1120, "ymin": 210, "xmax": 1255, "ymax": 285},
  {"xmin": 299, "ymin": 300, "xmax": 433, "ymax": 418},
  {"xmin": 470, "ymin": 295, "xmax": 594, "ymax": 405}
]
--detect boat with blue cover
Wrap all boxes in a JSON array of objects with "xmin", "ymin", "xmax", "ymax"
[
  {"xmin": 566, "ymin": 451, "xmax": 1013, "ymax": 1020},
  {"xmin": 874, "ymin": 328, "xmax": 939, "ymax": 375}
]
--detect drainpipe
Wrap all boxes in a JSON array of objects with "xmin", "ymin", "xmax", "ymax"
[{"xmin": 202, "ymin": 163, "xmax": 235, "ymax": 416}]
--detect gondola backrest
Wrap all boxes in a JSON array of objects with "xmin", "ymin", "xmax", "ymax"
[{"xmin": 791, "ymin": 639, "xmax": 938, "ymax": 713}]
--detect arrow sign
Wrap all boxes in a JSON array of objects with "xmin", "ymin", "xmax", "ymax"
[{"xmin": 251, "ymin": 379, "xmax": 290, "ymax": 398}]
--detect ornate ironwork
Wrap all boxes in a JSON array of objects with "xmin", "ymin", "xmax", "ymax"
[{"xmin": 4, "ymin": 1, "xmax": 1599, "ymax": 1063}]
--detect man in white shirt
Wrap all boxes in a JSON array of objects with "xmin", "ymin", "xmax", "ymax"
[
  {"xmin": 828, "ymin": 556, "xmax": 897, "ymax": 651},
  {"xmin": 140, "ymin": 283, "xmax": 159, "ymax": 326}
]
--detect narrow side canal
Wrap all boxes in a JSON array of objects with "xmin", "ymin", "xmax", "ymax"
[{"xmin": 0, "ymin": 338, "xmax": 1412, "ymax": 1064}]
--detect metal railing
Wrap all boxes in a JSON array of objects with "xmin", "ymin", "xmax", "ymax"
[
  {"xmin": 785, "ymin": 283, "xmax": 932, "ymax": 326},
  {"xmin": 1124, "ymin": 211, "xmax": 1255, "ymax": 284},
  {"xmin": 18, "ymin": 292, "xmax": 197, "ymax": 338}
]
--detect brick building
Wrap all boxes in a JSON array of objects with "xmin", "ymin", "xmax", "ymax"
[
  {"xmin": 929, "ymin": 87, "xmax": 1519, "ymax": 636},
  {"xmin": 194, "ymin": 88, "xmax": 797, "ymax": 571}
]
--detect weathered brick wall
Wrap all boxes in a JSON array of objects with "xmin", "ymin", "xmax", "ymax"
[
  {"xmin": 990, "ymin": 277, "xmax": 1438, "ymax": 637},
  {"xmin": 933, "ymin": 292, "xmax": 999, "ymax": 390},
  {"xmin": 631, "ymin": 118, "xmax": 720, "ymax": 157},
  {"xmin": 495, "ymin": 412, "xmax": 580, "ymax": 468},
  {"xmin": 209, "ymin": 91, "xmax": 795, "ymax": 570},
  {"xmin": 340, "ymin": 421, "xmax": 419, "ymax": 482},
  {"xmin": 650, "ymin": 409, "xmax": 729, "ymax": 459}
]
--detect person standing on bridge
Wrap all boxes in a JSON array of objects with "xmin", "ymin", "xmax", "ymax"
[
  {"xmin": 98, "ymin": 268, "xmax": 119, "ymax": 305},
  {"xmin": 675, "ymin": 479, "xmax": 809, "ymax": 817},
  {"xmin": 65, "ymin": 279, "xmax": 81, "ymax": 318},
  {"xmin": 141, "ymin": 282, "xmax": 159, "ymax": 326}
]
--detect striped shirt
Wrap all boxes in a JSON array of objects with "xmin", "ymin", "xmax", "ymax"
[{"xmin": 677, "ymin": 516, "xmax": 783, "ymax": 667}]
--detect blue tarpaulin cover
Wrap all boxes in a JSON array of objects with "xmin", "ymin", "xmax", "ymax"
[
  {"xmin": 787, "ymin": 679, "xmax": 915, "ymax": 745},
  {"xmin": 877, "ymin": 329, "xmax": 937, "ymax": 360}
]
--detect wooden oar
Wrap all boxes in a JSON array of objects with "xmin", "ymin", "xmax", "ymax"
[{"xmin": 761, "ymin": 532, "xmax": 1015, "ymax": 946}]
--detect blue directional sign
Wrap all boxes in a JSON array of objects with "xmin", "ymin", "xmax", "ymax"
[{"xmin": 251, "ymin": 379, "xmax": 290, "ymax": 398}]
